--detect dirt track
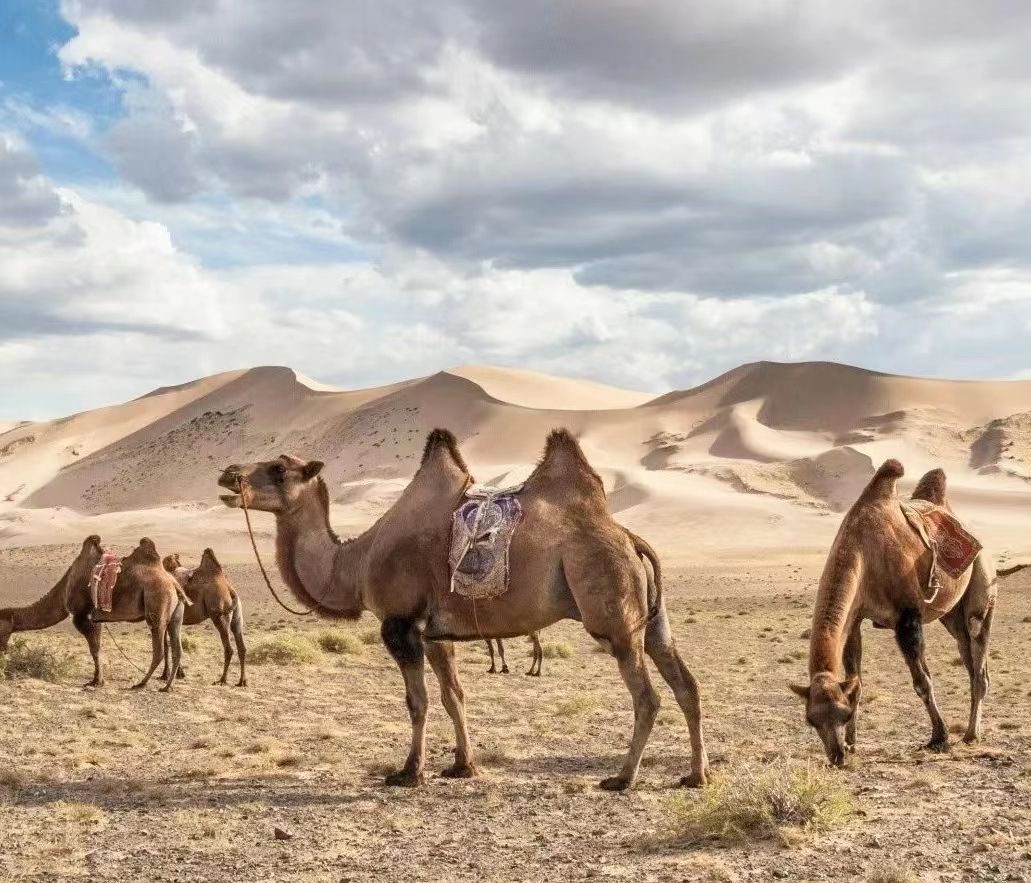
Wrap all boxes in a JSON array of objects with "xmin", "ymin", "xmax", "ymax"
[{"xmin": 2, "ymin": 556, "xmax": 1030, "ymax": 882}]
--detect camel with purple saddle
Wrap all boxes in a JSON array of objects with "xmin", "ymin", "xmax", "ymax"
[{"xmin": 218, "ymin": 428, "xmax": 708, "ymax": 791}]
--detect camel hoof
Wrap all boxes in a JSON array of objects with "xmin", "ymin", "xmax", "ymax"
[
  {"xmin": 962, "ymin": 732, "xmax": 980, "ymax": 745},
  {"xmin": 83, "ymin": 680, "xmax": 102, "ymax": 689},
  {"xmin": 384, "ymin": 769, "xmax": 425, "ymax": 788},
  {"xmin": 213, "ymin": 679, "xmax": 228, "ymax": 686},
  {"xmin": 235, "ymin": 680, "xmax": 248, "ymax": 688},
  {"xmin": 440, "ymin": 762, "xmax": 478, "ymax": 779},
  {"xmin": 923, "ymin": 738, "xmax": 950, "ymax": 754},
  {"xmin": 501, "ymin": 666, "xmax": 510, "ymax": 674},
  {"xmin": 599, "ymin": 776, "xmax": 632, "ymax": 792},
  {"xmin": 487, "ymin": 667, "xmax": 496, "ymax": 674},
  {"xmin": 129, "ymin": 682, "xmax": 146, "ymax": 691},
  {"xmin": 159, "ymin": 684, "xmax": 173, "ymax": 694},
  {"xmin": 679, "ymin": 770, "xmax": 708, "ymax": 789}
]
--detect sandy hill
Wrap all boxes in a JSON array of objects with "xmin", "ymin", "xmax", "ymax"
[{"xmin": 1, "ymin": 361, "xmax": 1029, "ymax": 564}]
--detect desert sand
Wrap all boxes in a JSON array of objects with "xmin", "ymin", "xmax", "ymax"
[{"xmin": 2, "ymin": 360, "xmax": 1030, "ymax": 882}]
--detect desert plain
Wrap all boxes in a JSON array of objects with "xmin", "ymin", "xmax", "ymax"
[{"xmin": 1, "ymin": 360, "xmax": 1030, "ymax": 883}]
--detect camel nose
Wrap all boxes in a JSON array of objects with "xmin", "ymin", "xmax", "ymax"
[{"xmin": 219, "ymin": 466, "xmax": 242, "ymax": 490}]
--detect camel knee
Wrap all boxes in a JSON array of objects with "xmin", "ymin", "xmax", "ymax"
[{"xmin": 381, "ymin": 616, "xmax": 423, "ymax": 666}]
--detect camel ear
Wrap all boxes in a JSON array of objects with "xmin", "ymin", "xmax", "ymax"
[
  {"xmin": 790, "ymin": 683, "xmax": 809, "ymax": 700},
  {"xmin": 302, "ymin": 460, "xmax": 324, "ymax": 480},
  {"xmin": 840, "ymin": 676, "xmax": 861, "ymax": 707}
]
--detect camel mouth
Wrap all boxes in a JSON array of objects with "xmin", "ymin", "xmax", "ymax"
[{"xmin": 219, "ymin": 494, "xmax": 242, "ymax": 509}]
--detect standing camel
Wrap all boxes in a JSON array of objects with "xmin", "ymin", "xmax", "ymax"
[
  {"xmin": 0, "ymin": 536, "xmax": 186, "ymax": 690},
  {"xmin": 791, "ymin": 461, "xmax": 1023, "ymax": 765},
  {"xmin": 161, "ymin": 549, "xmax": 247, "ymax": 687},
  {"xmin": 218, "ymin": 428, "xmax": 708, "ymax": 790},
  {"xmin": 485, "ymin": 632, "xmax": 543, "ymax": 676}
]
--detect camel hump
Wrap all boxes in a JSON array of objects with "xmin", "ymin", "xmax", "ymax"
[
  {"xmin": 82, "ymin": 534, "xmax": 102, "ymax": 551},
  {"xmin": 911, "ymin": 468, "xmax": 947, "ymax": 505},
  {"xmin": 420, "ymin": 428, "xmax": 469, "ymax": 474},
  {"xmin": 527, "ymin": 428, "xmax": 604, "ymax": 492},
  {"xmin": 132, "ymin": 537, "xmax": 161, "ymax": 564},
  {"xmin": 201, "ymin": 548, "xmax": 222, "ymax": 570},
  {"xmin": 857, "ymin": 458, "xmax": 904, "ymax": 504}
]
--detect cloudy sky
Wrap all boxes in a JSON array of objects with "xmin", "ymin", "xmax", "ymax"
[{"xmin": 2, "ymin": 1, "xmax": 1030, "ymax": 419}]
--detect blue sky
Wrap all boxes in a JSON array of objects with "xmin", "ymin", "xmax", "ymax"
[{"xmin": 1, "ymin": 1, "xmax": 1030, "ymax": 420}]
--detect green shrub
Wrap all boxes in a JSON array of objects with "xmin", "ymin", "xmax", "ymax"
[{"xmin": 0, "ymin": 638, "xmax": 76, "ymax": 682}]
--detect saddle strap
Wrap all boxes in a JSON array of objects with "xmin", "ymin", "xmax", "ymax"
[{"xmin": 899, "ymin": 501, "xmax": 943, "ymax": 604}]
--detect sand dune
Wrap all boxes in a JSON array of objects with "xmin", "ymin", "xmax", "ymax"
[{"xmin": 1, "ymin": 360, "xmax": 1029, "ymax": 564}]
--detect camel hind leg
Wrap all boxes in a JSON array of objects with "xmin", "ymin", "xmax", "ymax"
[
  {"xmin": 72, "ymin": 610, "xmax": 103, "ymax": 688},
  {"xmin": 527, "ymin": 632, "xmax": 542, "ymax": 676},
  {"xmin": 895, "ymin": 608, "xmax": 949, "ymax": 751},
  {"xmin": 230, "ymin": 598, "xmax": 247, "ymax": 687},
  {"xmin": 425, "ymin": 640, "xmax": 476, "ymax": 778},
  {"xmin": 644, "ymin": 607, "xmax": 708, "ymax": 787},
  {"xmin": 210, "ymin": 612, "xmax": 234, "ymax": 686},
  {"xmin": 160, "ymin": 601, "xmax": 184, "ymax": 693},
  {"xmin": 485, "ymin": 639, "xmax": 497, "ymax": 674},
  {"xmin": 942, "ymin": 591, "xmax": 995, "ymax": 745},
  {"xmin": 497, "ymin": 638, "xmax": 509, "ymax": 674},
  {"xmin": 601, "ymin": 639, "xmax": 660, "ymax": 791},
  {"xmin": 131, "ymin": 612, "xmax": 168, "ymax": 691}
]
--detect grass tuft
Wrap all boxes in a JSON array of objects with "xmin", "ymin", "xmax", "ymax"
[
  {"xmin": 360, "ymin": 628, "xmax": 382, "ymax": 645},
  {"xmin": 249, "ymin": 633, "xmax": 321, "ymax": 666},
  {"xmin": 541, "ymin": 641, "xmax": 575, "ymax": 659},
  {"xmin": 316, "ymin": 630, "xmax": 365, "ymax": 655},
  {"xmin": 180, "ymin": 633, "xmax": 200, "ymax": 654},
  {"xmin": 867, "ymin": 866, "xmax": 920, "ymax": 883},
  {"xmin": 667, "ymin": 762, "xmax": 853, "ymax": 844},
  {"xmin": 0, "ymin": 638, "xmax": 76, "ymax": 682},
  {"xmin": 554, "ymin": 694, "xmax": 599, "ymax": 717}
]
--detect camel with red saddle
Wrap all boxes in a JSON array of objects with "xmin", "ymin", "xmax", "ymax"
[
  {"xmin": 218, "ymin": 428, "xmax": 708, "ymax": 791},
  {"xmin": 792, "ymin": 461, "xmax": 1028, "ymax": 765}
]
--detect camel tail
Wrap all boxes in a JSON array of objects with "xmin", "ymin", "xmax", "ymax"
[
  {"xmin": 173, "ymin": 582, "xmax": 193, "ymax": 607},
  {"xmin": 998, "ymin": 563, "xmax": 1031, "ymax": 579},
  {"xmin": 626, "ymin": 530, "xmax": 663, "ymax": 620},
  {"xmin": 230, "ymin": 594, "xmax": 244, "ymax": 633}
]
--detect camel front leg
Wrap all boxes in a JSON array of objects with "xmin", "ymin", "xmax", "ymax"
[
  {"xmin": 230, "ymin": 599, "xmax": 247, "ymax": 687},
  {"xmin": 210, "ymin": 613, "xmax": 234, "ymax": 685},
  {"xmin": 843, "ymin": 622, "xmax": 863, "ymax": 751},
  {"xmin": 160, "ymin": 601, "xmax": 185, "ymax": 693},
  {"xmin": 381, "ymin": 616, "xmax": 428, "ymax": 787},
  {"xmin": 895, "ymin": 608, "xmax": 949, "ymax": 751},
  {"xmin": 601, "ymin": 641, "xmax": 660, "ymax": 791},
  {"xmin": 485, "ymin": 639, "xmax": 497, "ymax": 674},
  {"xmin": 73, "ymin": 611, "xmax": 104, "ymax": 688},
  {"xmin": 425, "ymin": 640, "xmax": 476, "ymax": 778},
  {"xmin": 497, "ymin": 638, "xmax": 509, "ymax": 674},
  {"xmin": 527, "ymin": 632, "xmax": 542, "ymax": 677}
]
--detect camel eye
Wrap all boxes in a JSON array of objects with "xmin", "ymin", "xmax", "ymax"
[{"xmin": 271, "ymin": 463, "xmax": 287, "ymax": 481}]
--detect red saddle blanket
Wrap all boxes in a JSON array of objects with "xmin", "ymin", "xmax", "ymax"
[
  {"xmin": 900, "ymin": 500, "xmax": 982, "ymax": 580},
  {"xmin": 90, "ymin": 553, "xmax": 121, "ymax": 613}
]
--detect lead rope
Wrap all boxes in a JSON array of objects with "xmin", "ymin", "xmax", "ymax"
[
  {"xmin": 102, "ymin": 623, "xmax": 145, "ymax": 675},
  {"xmin": 238, "ymin": 478, "xmax": 315, "ymax": 617}
]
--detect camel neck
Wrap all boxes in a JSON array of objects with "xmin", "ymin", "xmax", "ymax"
[
  {"xmin": 809, "ymin": 545, "xmax": 863, "ymax": 676},
  {"xmin": 2, "ymin": 570, "xmax": 72, "ymax": 632},
  {"xmin": 274, "ymin": 491, "xmax": 366, "ymax": 620}
]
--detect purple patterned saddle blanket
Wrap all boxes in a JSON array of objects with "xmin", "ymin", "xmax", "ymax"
[{"xmin": 449, "ymin": 485, "xmax": 524, "ymax": 599}]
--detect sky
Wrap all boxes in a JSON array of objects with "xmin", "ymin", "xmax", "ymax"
[{"xmin": 2, "ymin": 0, "xmax": 1031, "ymax": 420}]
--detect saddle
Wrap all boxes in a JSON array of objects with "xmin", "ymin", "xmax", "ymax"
[
  {"xmin": 449, "ymin": 484, "xmax": 524, "ymax": 600},
  {"xmin": 90, "ymin": 553, "xmax": 122, "ymax": 613},
  {"xmin": 900, "ymin": 499, "xmax": 982, "ymax": 603}
]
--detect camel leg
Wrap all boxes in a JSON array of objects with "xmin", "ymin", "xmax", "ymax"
[
  {"xmin": 132, "ymin": 610, "xmax": 169, "ymax": 690},
  {"xmin": 425, "ymin": 640, "xmax": 477, "ymax": 778},
  {"xmin": 160, "ymin": 601, "xmax": 184, "ymax": 693},
  {"xmin": 230, "ymin": 599, "xmax": 247, "ymax": 687},
  {"xmin": 644, "ymin": 609, "xmax": 708, "ymax": 787},
  {"xmin": 73, "ymin": 610, "xmax": 104, "ymax": 688},
  {"xmin": 601, "ymin": 640, "xmax": 660, "ymax": 791},
  {"xmin": 211, "ymin": 613, "xmax": 233, "ymax": 686},
  {"xmin": 843, "ymin": 622, "xmax": 863, "ymax": 751},
  {"xmin": 486, "ymin": 639, "xmax": 497, "ymax": 674},
  {"xmin": 944, "ymin": 598, "xmax": 995, "ymax": 744},
  {"xmin": 381, "ymin": 616, "xmax": 428, "ymax": 787},
  {"xmin": 527, "ymin": 632, "xmax": 542, "ymax": 677},
  {"xmin": 497, "ymin": 638, "xmax": 509, "ymax": 674},
  {"xmin": 895, "ymin": 608, "xmax": 949, "ymax": 751},
  {"xmin": 161, "ymin": 632, "xmax": 169, "ymax": 681}
]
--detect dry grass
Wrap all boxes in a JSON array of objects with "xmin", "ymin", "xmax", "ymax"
[
  {"xmin": 248, "ymin": 632, "xmax": 321, "ymax": 665},
  {"xmin": 553, "ymin": 694, "xmax": 599, "ymax": 717},
  {"xmin": 316, "ymin": 630, "xmax": 365, "ymax": 655},
  {"xmin": 180, "ymin": 633, "xmax": 200, "ymax": 653},
  {"xmin": 667, "ymin": 762, "xmax": 853, "ymax": 844},
  {"xmin": 867, "ymin": 866, "xmax": 920, "ymax": 883},
  {"xmin": 541, "ymin": 641, "xmax": 575, "ymax": 659},
  {"xmin": 0, "ymin": 637, "xmax": 76, "ymax": 682}
]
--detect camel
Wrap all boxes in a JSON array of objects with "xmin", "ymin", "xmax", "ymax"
[
  {"xmin": 218, "ymin": 428, "xmax": 708, "ymax": 790},
  {"xmin": 161, "ymin": 550, "xmax": 247, "ymax": 687},
  {"xmin": 485, "ymin": 632, "xmax": 543, "ymax": 676},
  {"xmin": 790, "ymin": 461, "xmax": 1024, "ymax": 765},
  {"xmin": 0, "ymin": 536, "xmax": 186, "ymax": 691}
]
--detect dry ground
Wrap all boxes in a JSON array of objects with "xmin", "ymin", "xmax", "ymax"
[{"xmin": 1, "ymin": 551, "xmax": 1030, "ymax": 882}]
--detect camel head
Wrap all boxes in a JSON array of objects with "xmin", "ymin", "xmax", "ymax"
[
  {"xmin": 218, "ymin": 455, "xmax": 325, "ymax": 514},
  {"xmin": 70, "ymin": 534, "xmax": 105, "ymax": 591},
  {"xmin": 790, "ymin": 673, "xmax": 860, "ymax": 767},
  {"xmin": 162, "ymin": 553, "xmax": 182, "ymax": 574}
]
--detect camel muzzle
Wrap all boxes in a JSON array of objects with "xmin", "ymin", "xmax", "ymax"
[{"xmin": 218, "ymin": 467, "xmax": 243, "ymax": 492}]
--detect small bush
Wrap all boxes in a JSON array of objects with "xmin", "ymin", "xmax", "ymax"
[
  {"xmin": 180, "ymin": 633, "xmax": 200, "ymax": 654},
  {"xmin": 541, "ymin": 641, "xmax": 575, "ymax": 660},
  {"xmin": 316, "ymin": 631, "xmax": 364, "ymax": 655},
  {"xmin": 360, "ymin": 628, "xmax": 381, "ymax": 645},
  {"xmin": 0, "ymin": 638, "xmax": 76, "ymax": 682},
  {"xmin": 554, "ymin": 694, "xmax": 598, "ymax": 717},
  {"xmin": 867, "ymin": 866, "xmax": 919, "ymax": 883},
  {"xmin": 249, "ymin": 634, "xmax": 321, "ymax": 666},
  {"xmin": 668, "ymin": 762, "xmax": 853, "ymax": 844}
]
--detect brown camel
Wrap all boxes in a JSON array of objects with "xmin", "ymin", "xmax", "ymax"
[
  {"xmin": 485, "ymin": 632, "xmax": 543, "ymax": 676},
  {"xmin": 0, "ymin": 536, "xmax": 186, "ymax": 690},
  {"xmin": 161, "ymin": 549, "xmax": 247, "ymax": 687},
  {"xmin": 791, "ymin": 461, "xmax": 1023, "ymax": 765},
  {"xmin": 218, "ymin": 428, "xmax": 708, "ymax": 790}
]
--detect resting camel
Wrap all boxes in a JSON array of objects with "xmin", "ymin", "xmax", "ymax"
[
  {"xmin": 792, "ymin": 461, "xmax": 1026, "ymax": 765},
  {"xmin": 218, "ymin": 428, "xmax": 708, "ymax": 790},
  {"xmin": 485, "ymin": 632, "xmax": 543, "ymax": 676},
  {"xmin": 161, "ymin": 550, "xmax": 247, "ymax": 687},
  {"xmin": 0, "ymin": 536, "xmax": 186, "ymax": 691}
]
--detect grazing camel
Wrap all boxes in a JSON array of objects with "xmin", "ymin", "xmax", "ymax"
[
  {"xmin": 0, "ymin": 536, "xmax": 186, "ymax": 690},
  {"xmin": 161, "ymin": 549, "xmax": 247, "ymax": 687},
  {"xmin": 485, "ymin": 632, "xmax": 543, "ymax": 676},
  {"xmin": 218, "ymin": 428, "xmax": 708, "ymax": 790},
  {"xmin": 791, "ymin": 461, "xmax": 1023, "ymax": 765}
]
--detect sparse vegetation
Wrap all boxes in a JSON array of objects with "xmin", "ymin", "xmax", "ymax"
[
  {"xmin": 554, "ymin": 694, "xmax": 599, "ymax": 717},
  {"xmin": 0, "ymin": 637, "xmax": 76, "ymax": 682},
  {"xmin": 667, "ymin": 762, "xmax": 853, "ymax": 844},
  {"xmin": 249, "ymin": 633, "xmax": 321, "ymax": 665},
  {"xmin": 867, "ymin": 865, "xmax": 920, "ymax": 883},
  {"xmin": 180, "ymin": 633, "xmax": 200, "ymax": 654},
  {"xmin": 360, "ymin": 628, "xmax": 381, "ymax": 645},
  {"xmin": 316, "ymin": 630, "xmax": 365, "ymax": 655},
  {"xmin": 541, "ymin": 641, "xmax": 575, "ymax": 659}
]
